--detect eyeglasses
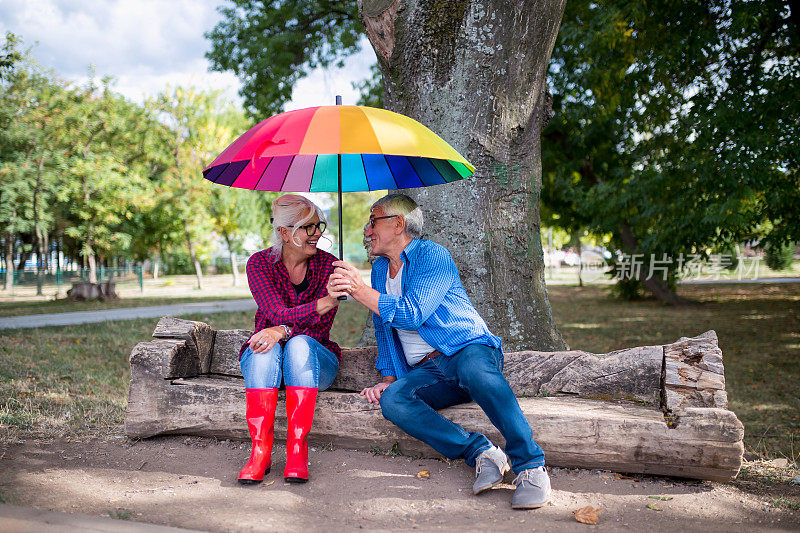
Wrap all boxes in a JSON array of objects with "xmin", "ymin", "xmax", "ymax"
[
  {"xmin": 367, "ymin": 215, "xmax": 398, "ymax": 229},
  {"xmin": 287, "ymin": 222, "xmax": 327, "ymax": 236}
]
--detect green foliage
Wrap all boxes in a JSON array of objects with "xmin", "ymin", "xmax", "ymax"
[
  {"xmin": 205, "ymin": 0, "xmax": 365, "ymax": 118},
  {"xmin": 162, "ymin": 250, "xmax": 203, "ymax": 276},
  {"xmin": 353, "ymin": 63, "xmax": 384, "ymax": 108},
  {"xmin": 764, "ymin": 242, "xmax": 795, "ymax": 271},
  {"xmin": 542, "ymin": 0, "xmax": 800, "ymax": 300},
  {"xmin": 0, "ymin": 32, "xmax": 22, "ymax": 81}
]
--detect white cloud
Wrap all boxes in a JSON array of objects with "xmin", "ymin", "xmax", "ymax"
[
  {"xmin": 1, "ymin": 0, "xmax": 375, "ymax": 110},
  {"xmin": 288, "ymin": 39, "xmax": 377, "ymax": 110}
]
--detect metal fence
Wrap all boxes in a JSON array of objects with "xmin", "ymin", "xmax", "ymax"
[{"xmin": 2, "ymin": 265, "xmax": 144, "ymax": 292}]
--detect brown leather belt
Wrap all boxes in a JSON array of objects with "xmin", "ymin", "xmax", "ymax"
[{"xmin": 416, "ymin": 349, "xmax": 442, "ymax": 366}]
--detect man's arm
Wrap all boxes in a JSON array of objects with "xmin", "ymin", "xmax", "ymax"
[{"xmin": 332, "ymin": 250, "xmax": 455, "ymax": 329}]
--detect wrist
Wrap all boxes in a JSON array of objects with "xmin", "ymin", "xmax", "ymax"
[
  {"xmin": 352, "ymin": 282, "xmax": 368, "ymax": 301},
  {"xmin": 279, "ymin": 325, "xmax": 291, "ymax": 339}
]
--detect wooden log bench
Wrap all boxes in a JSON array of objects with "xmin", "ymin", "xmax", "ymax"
[{"xmin": 124, "ymin": 318, "xmax": 744, "ymax": 481}]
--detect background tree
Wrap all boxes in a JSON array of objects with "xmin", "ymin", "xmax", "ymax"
[
  {"xmin": 59, "ymin": 77, "xmax": 159, "ymax": 284},
  {"xmin": 206, "ymin": 0, "xmax": 364, "ymax": 119},
  {"xmin": 542, "ymin": 0, "xmax": 800, "ymax": 303},
  {"xmin": 150, "ymin": 87, "xmax": 245, "ymax": 289},
  {"xmin": 0, "ymin": 51, "xmax": 69, "ymax": 293}
]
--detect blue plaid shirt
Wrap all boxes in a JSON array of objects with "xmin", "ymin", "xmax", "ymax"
[{"xmin": 372, "ymin": 238, "xmax": 502, "ymax": 379}]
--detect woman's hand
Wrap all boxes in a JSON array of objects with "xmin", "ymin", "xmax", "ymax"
[
  {"xmin": 326, "ymin": 273, "xmax": 349, "ymax": 300},
  {"xmin": 359, "ymin": 381, "xmax": 392, "ymax": 404},
  {"xmin": 248, "ymin": 326, "xmax": 286, "ymax": 354}
]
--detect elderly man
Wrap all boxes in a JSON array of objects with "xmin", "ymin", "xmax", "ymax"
[{"xmin": 331, "ymin": 193, "xmax": 550, "ymax": 509}]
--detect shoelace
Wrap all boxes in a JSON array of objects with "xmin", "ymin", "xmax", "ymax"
[
  {"xmin": 475, "ymin": 456, "xmax": 491, "ymax": 475},
  {"xmin": 512, "ymin": 468, "xmax": 543, "ymax": 487}
]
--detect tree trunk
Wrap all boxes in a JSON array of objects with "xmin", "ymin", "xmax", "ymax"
[
  {"xmin": 359, "ymin": 0, "xmax": 568, "ymax": 351},
  {"xmin": 183, "ymin": 219, "xmax": 204, "ymax": 290},
  {"xmin": 33, "ymin": 158, "xmax": 45, "ymax": 296},
  {"xmin": 3, "ymin": 233, "xmax": 14, "ymax": 291},
  {"xmin": 619, "ymin": 222, "xmax": 688, "ymax": 305},
  {"xmin": 223, "ymin": 234, "xmax": 240, "ymax": 287},
  {"xmin": 153, "ymin": 256, "xmax": 160, "ymax": 279},
  {"xmin": 87, "ymin": 253, "xmax": 98, "ymax": 284},
  {"xmin": 575, "ymin": 230, "xmax": 583, "ymax": 287}
]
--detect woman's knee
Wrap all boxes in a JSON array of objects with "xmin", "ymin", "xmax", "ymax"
[
  {"xmin": 283, "ymin": 335, "xmax": 318, "ymax": 386},
  {"xmin": 240, "ymin": 346, "xmax": 282, "ymax": 388},
  {"xmin": 283, "ymin": 336, "xmax": 314, "ymax": 368}
]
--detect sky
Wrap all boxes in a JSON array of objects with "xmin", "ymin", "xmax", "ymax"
[{"xmin": 0, "ymin": 0, "xmax": 376, "ymax": 110}]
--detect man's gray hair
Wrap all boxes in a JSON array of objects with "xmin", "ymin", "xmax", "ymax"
[{"xmin": 372, "ymin": 194, "xmax": 424, "ymax": 238}]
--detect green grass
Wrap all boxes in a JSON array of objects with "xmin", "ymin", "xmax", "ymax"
[
  {"xmin": 1, "ymin": 284, "xmax": 797, "ymax": 466},
  {"xmin": 0, "ymin": 301, "xmax": 367, "ymax": 444},
  {"xmin": 547, "ymin": 282, "xmax": 800, "ymax": 463},
  {"xmin": 0, "ymin": 295, "xmax": 250, "ymax": 318}
]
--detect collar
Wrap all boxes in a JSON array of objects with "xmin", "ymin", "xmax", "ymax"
[{"xmin": 399, "ymin": 238, "xmax": 422, "ymax": 263}]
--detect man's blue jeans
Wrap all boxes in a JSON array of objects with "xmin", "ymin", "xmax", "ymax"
[
  {"xmin": 240, "ymin": 335, "xmax": 339, "ymax": 390},
  {"xmin": 379, "ymin": 343, "xmax": 545, "ymax": 473}
]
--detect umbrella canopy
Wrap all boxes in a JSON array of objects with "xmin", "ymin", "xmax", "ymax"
[{"xmin": 202, "ymin": 105, "xmax": 475, "ymax": 192}]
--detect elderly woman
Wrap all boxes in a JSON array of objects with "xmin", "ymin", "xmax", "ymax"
[{"xmin": 238, "ymin": 194, "xmax": 345, "ymax": 485}]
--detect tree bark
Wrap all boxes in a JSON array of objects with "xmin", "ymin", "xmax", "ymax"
[
  {"xmin": 359, "ymin": 0, "xmax": 568, "ymax": 351},
  {"xmin": 183, "ymin": 219, "xmax": 204, "ymax": 290}
]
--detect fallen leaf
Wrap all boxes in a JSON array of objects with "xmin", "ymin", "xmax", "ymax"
[
  {"xmin": 648, "ymin": 495, "xmax": 673, "ymax": 501},
  {"xmin": 647, "ymin": 503, "xmax": 662, "ymax": 511},
  {"xmin": 614, "ymin": 473, "xmax": 640, "ymax": 481},
  {"xmin": 265, "ymin": 480, "xmax": 275, "ymax": 486},
  {"xmin": 416, "ymin": 470, "xmax": 430, "ymax": 479},
  {"xmin": 573, "ymin": 506, "xmax": 602, "ymax": 525},
  {"xmin": 600, "ymin": 474, "xmax": 611, "ymax": 479}
]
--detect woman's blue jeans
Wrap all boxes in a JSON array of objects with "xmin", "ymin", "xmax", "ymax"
[
  {"xmin": 378, "ymin": 343, "xmax": 545, "ymax": 474},
  {"xmin": 240, "ymin": 335, "xmax": 339, "ymax": 390}
]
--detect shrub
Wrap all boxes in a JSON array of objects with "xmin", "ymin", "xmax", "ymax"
[{"xmin": 764, "ymin": 242, "xmax": 795, "ymax": 271}]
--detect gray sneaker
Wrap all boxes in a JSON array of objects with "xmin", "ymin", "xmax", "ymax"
[
  {"xmin": 472, "ymin": 445, "xmax": 510, "ymax": 495},
  {"xmin": 511, "ymin": 466, "xmax": 551, "ymax": 509}
]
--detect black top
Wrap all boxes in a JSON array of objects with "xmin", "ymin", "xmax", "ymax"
[{"xmin": 292, "ymin": 276, "xmax": 309, "ymax": 294}]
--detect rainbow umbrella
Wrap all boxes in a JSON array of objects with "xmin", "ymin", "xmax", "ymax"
[{"xmin": 203, "ymin": 99, "xmax": 475, "ymax": 259}]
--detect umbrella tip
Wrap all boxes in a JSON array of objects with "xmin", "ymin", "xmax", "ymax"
[{"xmin": 335, "ymin": 95, "xmax": 342, "ymax": 105}]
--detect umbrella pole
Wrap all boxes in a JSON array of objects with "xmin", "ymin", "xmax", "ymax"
[
  {"xmin": 337, "ymin": 155, "xmax": 343, "ymax": 260},
  {"xmin": 336, "ymin": 95, "xmax": 344, "ymax": 261},
  {"xmin": 336, "ymin": 95, "xmax": 347, "ymax": 301}
]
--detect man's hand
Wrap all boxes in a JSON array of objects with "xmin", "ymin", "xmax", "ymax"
[
  {"xmin": 332, "ymin": 260, "xmax": 367, "ymax": 296},
  {"xmin": 359, "ymin": 381, "xmax": 392, "ymax": 404},
  {"xmin": 248, "ymin": 326, "xmax": 286, "ymax": 354},
  {"xmin": 332, "ymin": 260, "xmax": 381, "ymax": 315}
]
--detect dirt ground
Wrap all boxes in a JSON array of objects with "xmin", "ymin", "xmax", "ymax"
[{"xmin": 1, "ymin": 436, "xmax": 798, "ymax": 532}]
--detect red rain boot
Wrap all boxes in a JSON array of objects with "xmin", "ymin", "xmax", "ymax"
[
  {"xmin": 238, "ymin": 388, "xmax": 278, "ymax": 484},
  {"xmin": 283, "ymin": 386, "xmax": 318, "ymax": 483}
]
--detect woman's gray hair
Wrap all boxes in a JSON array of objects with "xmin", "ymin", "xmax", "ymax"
[
  {"xmin": 371, "ymin": 194, "xmax": 424, "ymax": 238},
  {"xmin": 270, "ymin": 194, "xmax": 327, "ymax": 260}
]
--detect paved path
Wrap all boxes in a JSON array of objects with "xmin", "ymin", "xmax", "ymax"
[
  {"xmin": 2, "ymin": 276, "xmax": 798, "ymax": 331},
  {"xmin": 678, "ymin": 276, "xmax": 800, "ymax": 284},
  {"xmin": 0, "ymin": 299, "xmax": 256, "ymax": 330}
]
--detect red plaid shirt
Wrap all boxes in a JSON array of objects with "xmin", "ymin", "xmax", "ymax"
[{"xmin": 240, "ymin": 248, "xmax": 341, "ymax": 361}]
